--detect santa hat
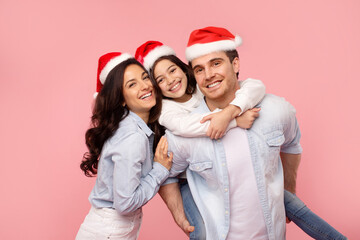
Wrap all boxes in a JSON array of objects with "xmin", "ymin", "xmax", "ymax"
[
  {"xmin": 135, "ymin": 40, "xmax": 176, "ymax": 71},
  {"xmin": 94, "ymin": 52, "xmax": 133, "ymax": 98},
  {"xmin": 185, "ymin": 26, "xmax": 242, "ymax": 61}
]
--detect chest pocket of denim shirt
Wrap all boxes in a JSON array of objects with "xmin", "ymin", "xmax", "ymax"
[
  {"xmin": 189, "ymin": 161, "xmax": 215, "ymax": 186},
  {"xmin": 264, "ymin": 129, "xmax": 285, "ymax": 175}
]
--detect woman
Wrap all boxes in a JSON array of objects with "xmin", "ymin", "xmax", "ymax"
[
  {"xmin": 135, "ymin": 41, "xmax": 347, "ymax": 240},
  {"xmin": 76, "ymin": 52, "xmax": 172, "ymax": 240}
]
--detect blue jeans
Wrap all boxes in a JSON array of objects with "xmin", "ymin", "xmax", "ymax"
[
  {"xmin": 180, "ymin": 180, "xmax": 206, "ymax": 240},
  {"xmin": 284, "ymin": 190, "xmax": 347, "ymax": 240},
  {"xmin": 181, "ymin": 180, "xmax": 346, "ymax": 240}
]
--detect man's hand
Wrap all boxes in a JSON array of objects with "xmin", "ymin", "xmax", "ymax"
[
  {"xmin": 177, "ymin": 217, "xmax": 195, "ymax": 236},
  {"xmin": 158, "ymin": 183, "xmax": 194, "ymax": 237}
]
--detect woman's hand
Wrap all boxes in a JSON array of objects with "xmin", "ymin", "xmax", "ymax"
[
  {"xmin": 154, "ymin": 136, "xmax": 173, "ymax": 171},
  {"xmin": 236, "ymin": 108, "xmax": 260, "ymax": 129}
]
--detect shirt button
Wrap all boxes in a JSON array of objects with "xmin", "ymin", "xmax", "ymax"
[
  {"xmin": 196, "ymin": 166, "xmax": 200, "ymax": 170},
  {"xmin": 225, "ymin": 210, "xmax": 229, "ymax": 214},
  {"xmin": 224, "ymin": 188, "xmax": 228, "ymax": 192},
  {"xmin": 222, "ymin": 163, "xmax": 225, "ymax": 166}
]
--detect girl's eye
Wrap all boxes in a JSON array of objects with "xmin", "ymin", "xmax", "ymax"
[
  {"xmin": 129, "ymin": 83, "xmax": 136, "ymax": 88},
  {"xmin": 143, "ymin": 75, "xmax": 150, "ymax": 81},
  {"xmin": 157, "ymin": 78, "xmax": 164, "ymax": 84},
  {"xmin": 213, "ymin": 61, "xmax": 221, "ymax": 66},
  {"xmin": 170, "ymin": 68, "xmax": 176, "ymax": 73}
]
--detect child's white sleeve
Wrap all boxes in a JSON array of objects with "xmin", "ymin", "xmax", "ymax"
[
  {"xmin": 159, "ymin": 101, "xmax": 236, "ymax": 137},
  {"xmin": 230, "ymin": 78, "xmax": 266, "ymax": 115}
]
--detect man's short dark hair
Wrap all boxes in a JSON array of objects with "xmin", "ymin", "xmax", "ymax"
[{"xmin": 225, "ymin": 50, "xmax": 239, "ymax": 78}]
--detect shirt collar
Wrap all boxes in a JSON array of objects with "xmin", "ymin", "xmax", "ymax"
[
  {"xmin": 194, "ymin": 97, "xmax": 211, "ymax": 114},
  {"xmin": 129, "ymin": 111, "xmax": 153, "ymax": 137}
]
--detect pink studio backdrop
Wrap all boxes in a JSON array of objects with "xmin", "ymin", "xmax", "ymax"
[{"xmin": 0, "ymin": 0, "xmax": 359, "ymax": 239}]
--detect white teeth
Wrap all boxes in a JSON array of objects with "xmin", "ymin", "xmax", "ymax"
[
  {"xmin": 170, "ymin": 82, "xmax": 180, "ymax": 91},
  {"xmin": 207, "ymin": 82, "xmax": 220, "ymax": 88},
  {"xmin": 140, "ymin": 92, "xmax": 152, "ymax": 99}
]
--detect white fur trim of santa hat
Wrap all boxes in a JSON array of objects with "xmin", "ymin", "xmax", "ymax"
[
  {"xmin": 99, "ymin": 53, "xmax": 133, "ymax": 84},
  {"xmin": 185, "ymin": 35, "xmax": 242, "ymax": 62},
  {"xmin": 143, "ymin": 45, "xmax": 176, "ymax": 71}
]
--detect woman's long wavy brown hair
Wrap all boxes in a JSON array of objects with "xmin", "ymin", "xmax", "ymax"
[{"xmin": 80, "ymin": 58, "xmax": 164, "ymax": 177}]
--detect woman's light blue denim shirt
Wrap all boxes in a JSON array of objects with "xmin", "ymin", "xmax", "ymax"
[
  {"xmin": 89, "ymin": 111, "xmax": 169, "ymax": 214},
  {"xmin": 165, "ymin": 94, "xmax": 303, "ymax": 240}
]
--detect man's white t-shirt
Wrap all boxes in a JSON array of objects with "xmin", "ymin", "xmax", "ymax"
[{"xmin": 222, "ymin": 127, "xmax": 268, "ymax": 240}]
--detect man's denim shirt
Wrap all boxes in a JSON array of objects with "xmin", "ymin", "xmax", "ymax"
[
  {"xmin": 165, "ymin": 94, "xmax": 303, "ymax": 240},
  {"xmin": 89, "ymin": 111, "xmax": 169, "ymax": 214}
]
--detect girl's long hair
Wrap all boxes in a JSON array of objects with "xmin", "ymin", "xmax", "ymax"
[{"xmin": 81, "ymin": 58, "xmax": 163, "ymax": 177}]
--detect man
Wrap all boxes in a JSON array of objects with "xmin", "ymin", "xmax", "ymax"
[{"xmin": 159, "ymin": 26, "xmax": 302, "ymax": 240}]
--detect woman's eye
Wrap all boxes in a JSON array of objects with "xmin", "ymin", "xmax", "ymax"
[
  {"xmin": 157, "ymin": 78, "xmax": 164, "ymax": 84},
  {"xmin": 170, "ymin": 68, "xmax": 176, "ymax": 73},
  {"xmin": 129, "ymin": 83, "xmax": 136, "ymax": 88},
  {"xmin": 213, "ymin": 61, "xmax": 221, "ymax": 66},
  {"xmin": 143, "ymin": 75, "xmax": 150, "ymax": 80}
]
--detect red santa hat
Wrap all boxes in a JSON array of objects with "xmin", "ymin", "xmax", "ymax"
[
  {"xmin": 135, "ymin": 40, "xmax": 176, "ymax": 71},
  {"xmin": 94, "ymin": 52, "xmax": 133, "ymax": 98},
  {"xmin": 185, "ymin": 26, "xmax": 242, "ymax": 61}
]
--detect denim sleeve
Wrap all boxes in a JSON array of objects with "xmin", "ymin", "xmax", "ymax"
[
  {"xmin": 111, "ymin": 132, "xmax": 169, "ymax": 215},
  {"xmin": 165, "ymin": 131, "xmax": 190, "ymax": 178},
  {"xmin": 162, "ymin": 177, "xmax": 179, "ymax": 186},
  {"xmin": 281, "ymin": 101, "xmax": 303, "ymax": 154}
]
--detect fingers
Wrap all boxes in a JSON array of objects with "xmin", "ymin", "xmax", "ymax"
[
  {"xmin": 187, "ymin": 226, "xmax": 195, "ymax": 233},
  {"xmin": 162, "ymin": 138, "xmax": 168, "ymax": 155},
  {"xmin": 251, "ymin": 107, "xmax": 261, "ymax": 112},
  {"xmin": 200, "ymin": 114, "xmax": 213, "ymax": 123}
]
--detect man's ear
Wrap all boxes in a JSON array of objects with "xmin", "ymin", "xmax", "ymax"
[{"xmin": 232, "ymin": 57, "xmax": 240, "ymax": 74}]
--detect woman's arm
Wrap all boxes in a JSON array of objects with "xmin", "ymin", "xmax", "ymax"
[{"xmin": 112, "ymin": 132, "xmax": 170, "ymax": 215}]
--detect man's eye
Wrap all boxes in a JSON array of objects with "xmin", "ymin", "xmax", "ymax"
[{"xmin": 195, "ymin": 68, "xmax": 203, "ymax": 74}]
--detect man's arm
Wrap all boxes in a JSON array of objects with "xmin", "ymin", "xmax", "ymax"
[
  {"xmin": 158, "ymin": 183, "xmax": 194, "ymax": 236},
  {"xmin": 280, "ymin": 152, "xmax": 301, "ymax": 194}
]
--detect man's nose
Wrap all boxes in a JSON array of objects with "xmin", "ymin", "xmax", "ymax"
[{"xmin": 205, "ymin": 67, "xmax": 214, "ymax": 80}]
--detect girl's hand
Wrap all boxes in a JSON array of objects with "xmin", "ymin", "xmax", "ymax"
[
  {"xmin": 200, "ymin": 110, "xmax": 233, "ymax": 140},
  {"xmin": 154, "ymin": 136, "xmax": 173, "ymax": 171},
  {"xmin": 236, "ymin": 108, "xmax": 260, "ymax": 129}
]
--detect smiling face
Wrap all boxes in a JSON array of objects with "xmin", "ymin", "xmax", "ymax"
[
  {"xmin": 123, "ymin": 64, "xmax": 156, "ymax": 122},
  {"xmin": 153, "ymin": 59, "xmax": 191, "ymax": 102},
  {"xmin": 191, "ymin": 51, "xmax": 240, "ymax": 109}
]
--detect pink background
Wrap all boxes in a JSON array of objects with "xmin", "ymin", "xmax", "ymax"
[{"xmin": 0, "ymin": 0, "xmax": 359, "ymax": 239}]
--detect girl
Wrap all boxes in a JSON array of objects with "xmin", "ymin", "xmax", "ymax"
[
  {"xmin": 76, "ymin": 52, "xmax": 172, "ymax": 240},
  {"xmin": 135, "ymin": 41, "xmax": 347, "ymax": 240}
]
